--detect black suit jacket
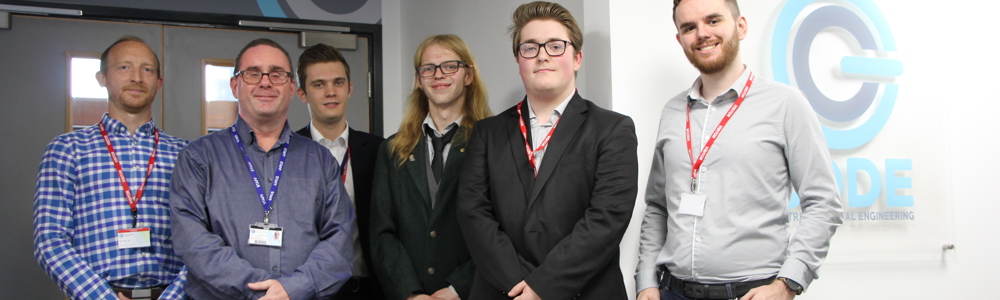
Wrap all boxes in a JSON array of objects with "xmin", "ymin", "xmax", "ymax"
[
  {"xmin": 457, "ymin": 94, "xmax": 638, "ymax": 300},
  {"xmin": 370, "ymin": 128, "xmax": 475, "ymax": 299},
  {"xmin": 295, "ymin": 125, "xmax": 385, "ymax": 299}
]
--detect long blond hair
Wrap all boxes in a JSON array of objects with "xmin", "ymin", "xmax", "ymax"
[{"xmin": 389, "ymin": 34, "xmax": 492, "ymax": 166}]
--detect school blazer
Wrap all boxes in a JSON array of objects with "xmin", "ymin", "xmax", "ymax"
[
  {"xmin": 457, "ymin": 94, "xmax": 639, "ymax": 300},
  {"xmin": 370, "ymin": 128, "xmax": 475, "ymax": 299}
]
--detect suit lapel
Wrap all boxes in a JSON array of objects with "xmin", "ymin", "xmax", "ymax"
[
  {"xmin": 528, "ymin": 94, "xmax": 587, "ymax": 209},
  {"xmin": 508, "ymin": 100, "xmax": 536, "ymax": 203},
  {"xmin": 406, "ymin": 134, "xmax": 433, "ymax": 209}
]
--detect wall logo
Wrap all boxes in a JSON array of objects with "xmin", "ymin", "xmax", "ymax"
[
  {"xmin": 771, "ymin": 0, "xmax": 902, "ymax": 150},
  {"xmin": 774, "ymin": 0, "xmax": 913, "ymax": 214}
]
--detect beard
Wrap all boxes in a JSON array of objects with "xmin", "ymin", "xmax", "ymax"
[{"xmin": 684, "ymin": 28, "xmax": 740, "ymax": 75}]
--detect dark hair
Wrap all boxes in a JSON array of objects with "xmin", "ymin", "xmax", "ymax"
[
  {"xmin": 296, "ymin": 43, "xmax": 351, "ymax": 90},
  {"xmin": 99, "ymin": 35, "xmax": 161, "ymax": 78},
  {"xmin": 233, "ymin": 38, "xmax": 293, "ymax": 75},
  {"xmin": 673, "ymin": 0, "xmax": 741, "ymax": 24},
  {"xmin": 509, "ymin": 1, "xmax": 583, "ymax": 58}
]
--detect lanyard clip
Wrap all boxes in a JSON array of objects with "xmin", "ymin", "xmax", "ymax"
[
  {"xmin": 690, "ymin": 178, "xmax": 698, "ymax": 193},
  {"xmin": 263, "ymin": 211, "xmax": 270, "ymax": 224}
]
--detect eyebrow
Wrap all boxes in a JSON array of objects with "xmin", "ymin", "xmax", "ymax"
[
  {"xmin": 678, "ymin": 13, "xmax": 725, "ymax": 30},
  {"xmin": 521, "ymin": 38, "xmax": 566, "ymax": 43}
]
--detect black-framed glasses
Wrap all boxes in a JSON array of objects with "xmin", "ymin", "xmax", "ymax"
[
  {"xmin": 235, "ymin": 70, "xmax": 293, "ymax": 84},
  {"xmin": 416, "ymin": 60, "xmax": 468, "ymax": 78},
  {"xmin": 517, "ymin": 40, "xmax": 574, "ymax": 58}
]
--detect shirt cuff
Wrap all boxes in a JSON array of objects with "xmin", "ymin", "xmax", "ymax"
[
  {"xmin": 449, "ymin": 285, "xmax": 459, "ymax": 299},
  {"xmin": 777, "ymin": 258, "xmax": 816, "ymax": 291},
  {"xmin": 635, "ymin": 268, "xmax": 660, "ymax": 295}
]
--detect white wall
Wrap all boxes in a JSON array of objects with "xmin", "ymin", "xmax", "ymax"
[{"xmin": 386, "ymin": 0, "xmax": 1000, "ymax": 299}]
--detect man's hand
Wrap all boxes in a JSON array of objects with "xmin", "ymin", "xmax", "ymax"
[
  {"xmin": 431, "ymin": 287, "xmax": 460, "ymax": 300},
  {"xmin": 508, "ymin": 281, "xmax": 542, "ymax": 300},
  {"xmin": 741, "ymin": 280, "xmax": 795, "ymax": 300},
  {"xmin": 637, "ymin": 287, "xmax": 660, "ymax": 300},
  {"xmin": 407, "ymin": 294, "xmax": 436, "ymax": 300},
  {"xmin": 116, "ymin": 292, "xmax": 132, "ymax": 300},
  {"xmin": 248, "ymin": 279, "xmax": 290, "ymax": 300}
]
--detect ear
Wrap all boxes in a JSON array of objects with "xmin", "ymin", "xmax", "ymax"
[
  {"xmin": 347, "ymin": 81, "xmax": 354, "ymax": 97},
  {"xmin": 737, "ymin": 16, "xmax": 748, "ymax": 40},
  {"xmin": 155, "ymin": 77, "xmax": 163, "ymax": 94},
  {"xmin": 676, "ymin": 33, "xmax": 682, "ymax": 45},
  {"xmin": 463, "ymin": 67, "xmax": 474, "ymax": 86},
  {"xmin": 296, "ymin": 88, "xmax": 307, "ymax": 103},
  {"xmin": 96, "ymin": 71, "xmax": 107, "ymax": 88},
  {"xmin": 230, "ymin": 76, "xmax": 239, "ymax": 99},
  {"xmin": 572, "ymin": 50, "xmax": 583, "ymax": 72}
]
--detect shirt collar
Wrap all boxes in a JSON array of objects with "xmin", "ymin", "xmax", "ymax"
[
  {"xmin": 422, "ymin": 114, "xmax": 463, "ymax": 136},
  {"xmin": 527, "ymin": 91, "xmax": 574, "ymax": 124},
  {"xmin": 688, "ymin": 65, "xmax": 752, "ymax": 104},
  {"xmin": 308, "ymin": 120, "xmax": 349, "ymax": 147},
  {"xmin": 100, "ymin": 113, "xmax": 156, "ymax": 136},
  {"xmin": 234, "ymin": 116, "xmax": 292, "ymax": 150}
]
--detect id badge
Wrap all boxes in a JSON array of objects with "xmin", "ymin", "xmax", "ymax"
[
  {"xmin": 249, "ymin": 223, "xmax": 283, "ymax": 247},
  {"xmin": 678, "ymin": 193, "xmax": 707, "ymax": 217},
  {"xmin": 116, "ymin": 227, "xmax": 151, "ymax": 249}
]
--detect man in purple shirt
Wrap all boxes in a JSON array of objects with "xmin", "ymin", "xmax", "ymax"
[{"xmin": 169, "ymin": 38, "xmax": 355, "ymax": 299}]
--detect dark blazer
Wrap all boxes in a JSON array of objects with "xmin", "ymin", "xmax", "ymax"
[
  {"xmin": 296, "ymin": 125, "xmax": 385, "ymax": 299},
  {"xmin": 370, "ymin": 128, "xmax": 475, "ymax": 300},
  {"xmin": 457, "ymin": 94, "xmax": 639, "ymax": 300}
]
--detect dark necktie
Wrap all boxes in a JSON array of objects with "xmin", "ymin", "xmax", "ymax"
[{"xmin": 425, "ymin": 124, "xmax": 457, "ymax": 183}]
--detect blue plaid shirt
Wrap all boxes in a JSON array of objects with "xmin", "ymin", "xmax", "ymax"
[{"xmin": 34, "ymin": 114, "xmax": 189, "ymax": 300}]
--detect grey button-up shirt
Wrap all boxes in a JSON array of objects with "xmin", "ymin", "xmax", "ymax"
[
  {"xmin": 637, "ymin": 68, "xmax": 843, "ymax": 293},
  {"xmin": 170, "ymin": 117, "xmax": 355, "ymax": 299}
]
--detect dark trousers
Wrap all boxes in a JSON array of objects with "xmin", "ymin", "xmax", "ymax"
[{"xmin": 334, "ymin": 276, "xmax": 385, "ymax": 300}]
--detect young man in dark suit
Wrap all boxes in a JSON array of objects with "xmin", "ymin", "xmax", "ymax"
[
  {"xmin": 294, "ymin": 43, "xmax": 385, "ymax": 300},
  {"xmin": 370, "ymin": 34, "xmax": 492, "ymax": 300},
  {"xmin": 457, "ymin": 2, "xmax": 639, "ymax": 300}
]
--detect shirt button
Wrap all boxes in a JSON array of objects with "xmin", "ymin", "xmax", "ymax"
[
  {"xmin": 272, "ymin": 266, "xmax": 278, "ymax": 271},
  {"xmin": 133, "ymin": 165, "xmax": 140, "ymax": 171},
  {"xmin": 427, "ymin": 267, "xmax": 435, "ymax": 275},
  {"xmin": 429, "ymin": 231, "xmax": 437, "ymax": 238},
  {"xmin": 711, "ymin": 107, "xmax": 717, "ymax": 111},
  {"xmin": 695, "ymin": 236, "xmax": 702, "ymax": 242}
]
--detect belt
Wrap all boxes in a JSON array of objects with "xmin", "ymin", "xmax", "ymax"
[
  {"xmin": 112, "ymin": 285, "xmax": 168, "ymax": 300},
  {"xmin": 660, "ymin": 271, "xmax": 774, "ymax": 300}
]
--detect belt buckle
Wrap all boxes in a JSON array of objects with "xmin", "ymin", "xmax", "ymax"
[{"xmin": 130, "ymin": 288, "xmax": 153, "ymax": 299}]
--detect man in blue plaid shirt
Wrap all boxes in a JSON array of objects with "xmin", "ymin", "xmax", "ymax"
[{"xmin": 33, "ymin": 35, "xmax": 189, "ymax": 300}]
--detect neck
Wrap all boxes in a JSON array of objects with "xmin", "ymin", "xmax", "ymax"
[
  {"xmin": 699, "ymin": 60, "xmax": 745, "ymax": 103},
  {"xmin": 107, "ymin": 107, "xmax": 152, "ymax": 134},
  {"xmin": 428, "ymin": 100, "xmax": 464, "ymax": 133},
  {"xmin": 313, "ymin": 118, "xmax": 347, "ymax": 141},
  {"xmin": 527, "ymin": 88, "xmax": 572, "ymax": 124},
  {"xmin": 242, "ymin": 113, "xmax": 286, "ymax": 150}
]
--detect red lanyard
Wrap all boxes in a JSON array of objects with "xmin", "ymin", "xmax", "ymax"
[
  {"xmin": 340, "ymin": 146, "xmax": 350, "ymax": 183},
  {"xmin": 686, "ymin": 72, "xmax": 754, "ymax": 193},
  {"xmin": 517, "ymin": 100, "xmax": 562, "ymax": 177},
  {"xmin": 98, "ymin": 122, "xmax": 159, "ymax": 228}
]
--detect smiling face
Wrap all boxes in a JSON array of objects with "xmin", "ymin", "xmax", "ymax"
[
  {"xmin": 418, "ymin": 43, "xmax": 472, "ymax": 109},
  {"xmin": 96, "ymin": 41, "xmax": 162, "ymax": 115},
  {"xmin": 231, "ymin": 44, "xmax": 296, "ymax": 124},
  {"xmin": 297, "ymin": 61, "xmax": 353, "ymax": 127},
  {"xmin": 516, "ymin": 19, "xmax": 582, "ymax": 101},
  {"xmin": 674, "ymin": 0, "xmax": 746, "ymax": 75}
]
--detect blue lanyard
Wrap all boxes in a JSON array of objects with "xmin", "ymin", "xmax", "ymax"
[{"xmin": 230, "ymin": 126, "xmax": 288, "ymax": 223}]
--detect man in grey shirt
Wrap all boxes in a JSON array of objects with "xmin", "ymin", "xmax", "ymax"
[
  {"xmin": 170, "ymin": 38, "xmax": 355, "ymax": 299},
  {"xmin": 636, "ymin": 0, "xmax": 843, "ymax": 299}
]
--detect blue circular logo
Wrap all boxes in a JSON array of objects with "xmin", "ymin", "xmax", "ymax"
[{"xmin": 771, "ymin": 0, "xmax": 902, "ymax": 150}]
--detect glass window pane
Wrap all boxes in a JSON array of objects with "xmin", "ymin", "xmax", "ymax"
[
  {"xmin": 71, "ymin": 57, "xmax": 107, "ymax": 99},
  {"xmin": 205, "ymin": 64, "xmax": 236, "ymax": 101}
]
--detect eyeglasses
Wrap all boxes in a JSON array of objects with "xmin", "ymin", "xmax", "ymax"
[
  {"xmin": 517, "ymin": 40, "xmax": 574, "ymax": 59},
  {"xmin": 235, "ymin": 70, "xmax": 293, "ymax": 84},
  {"xmin": 416, "ymin": 60, "xmax": 468, "ymax": 78}
]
